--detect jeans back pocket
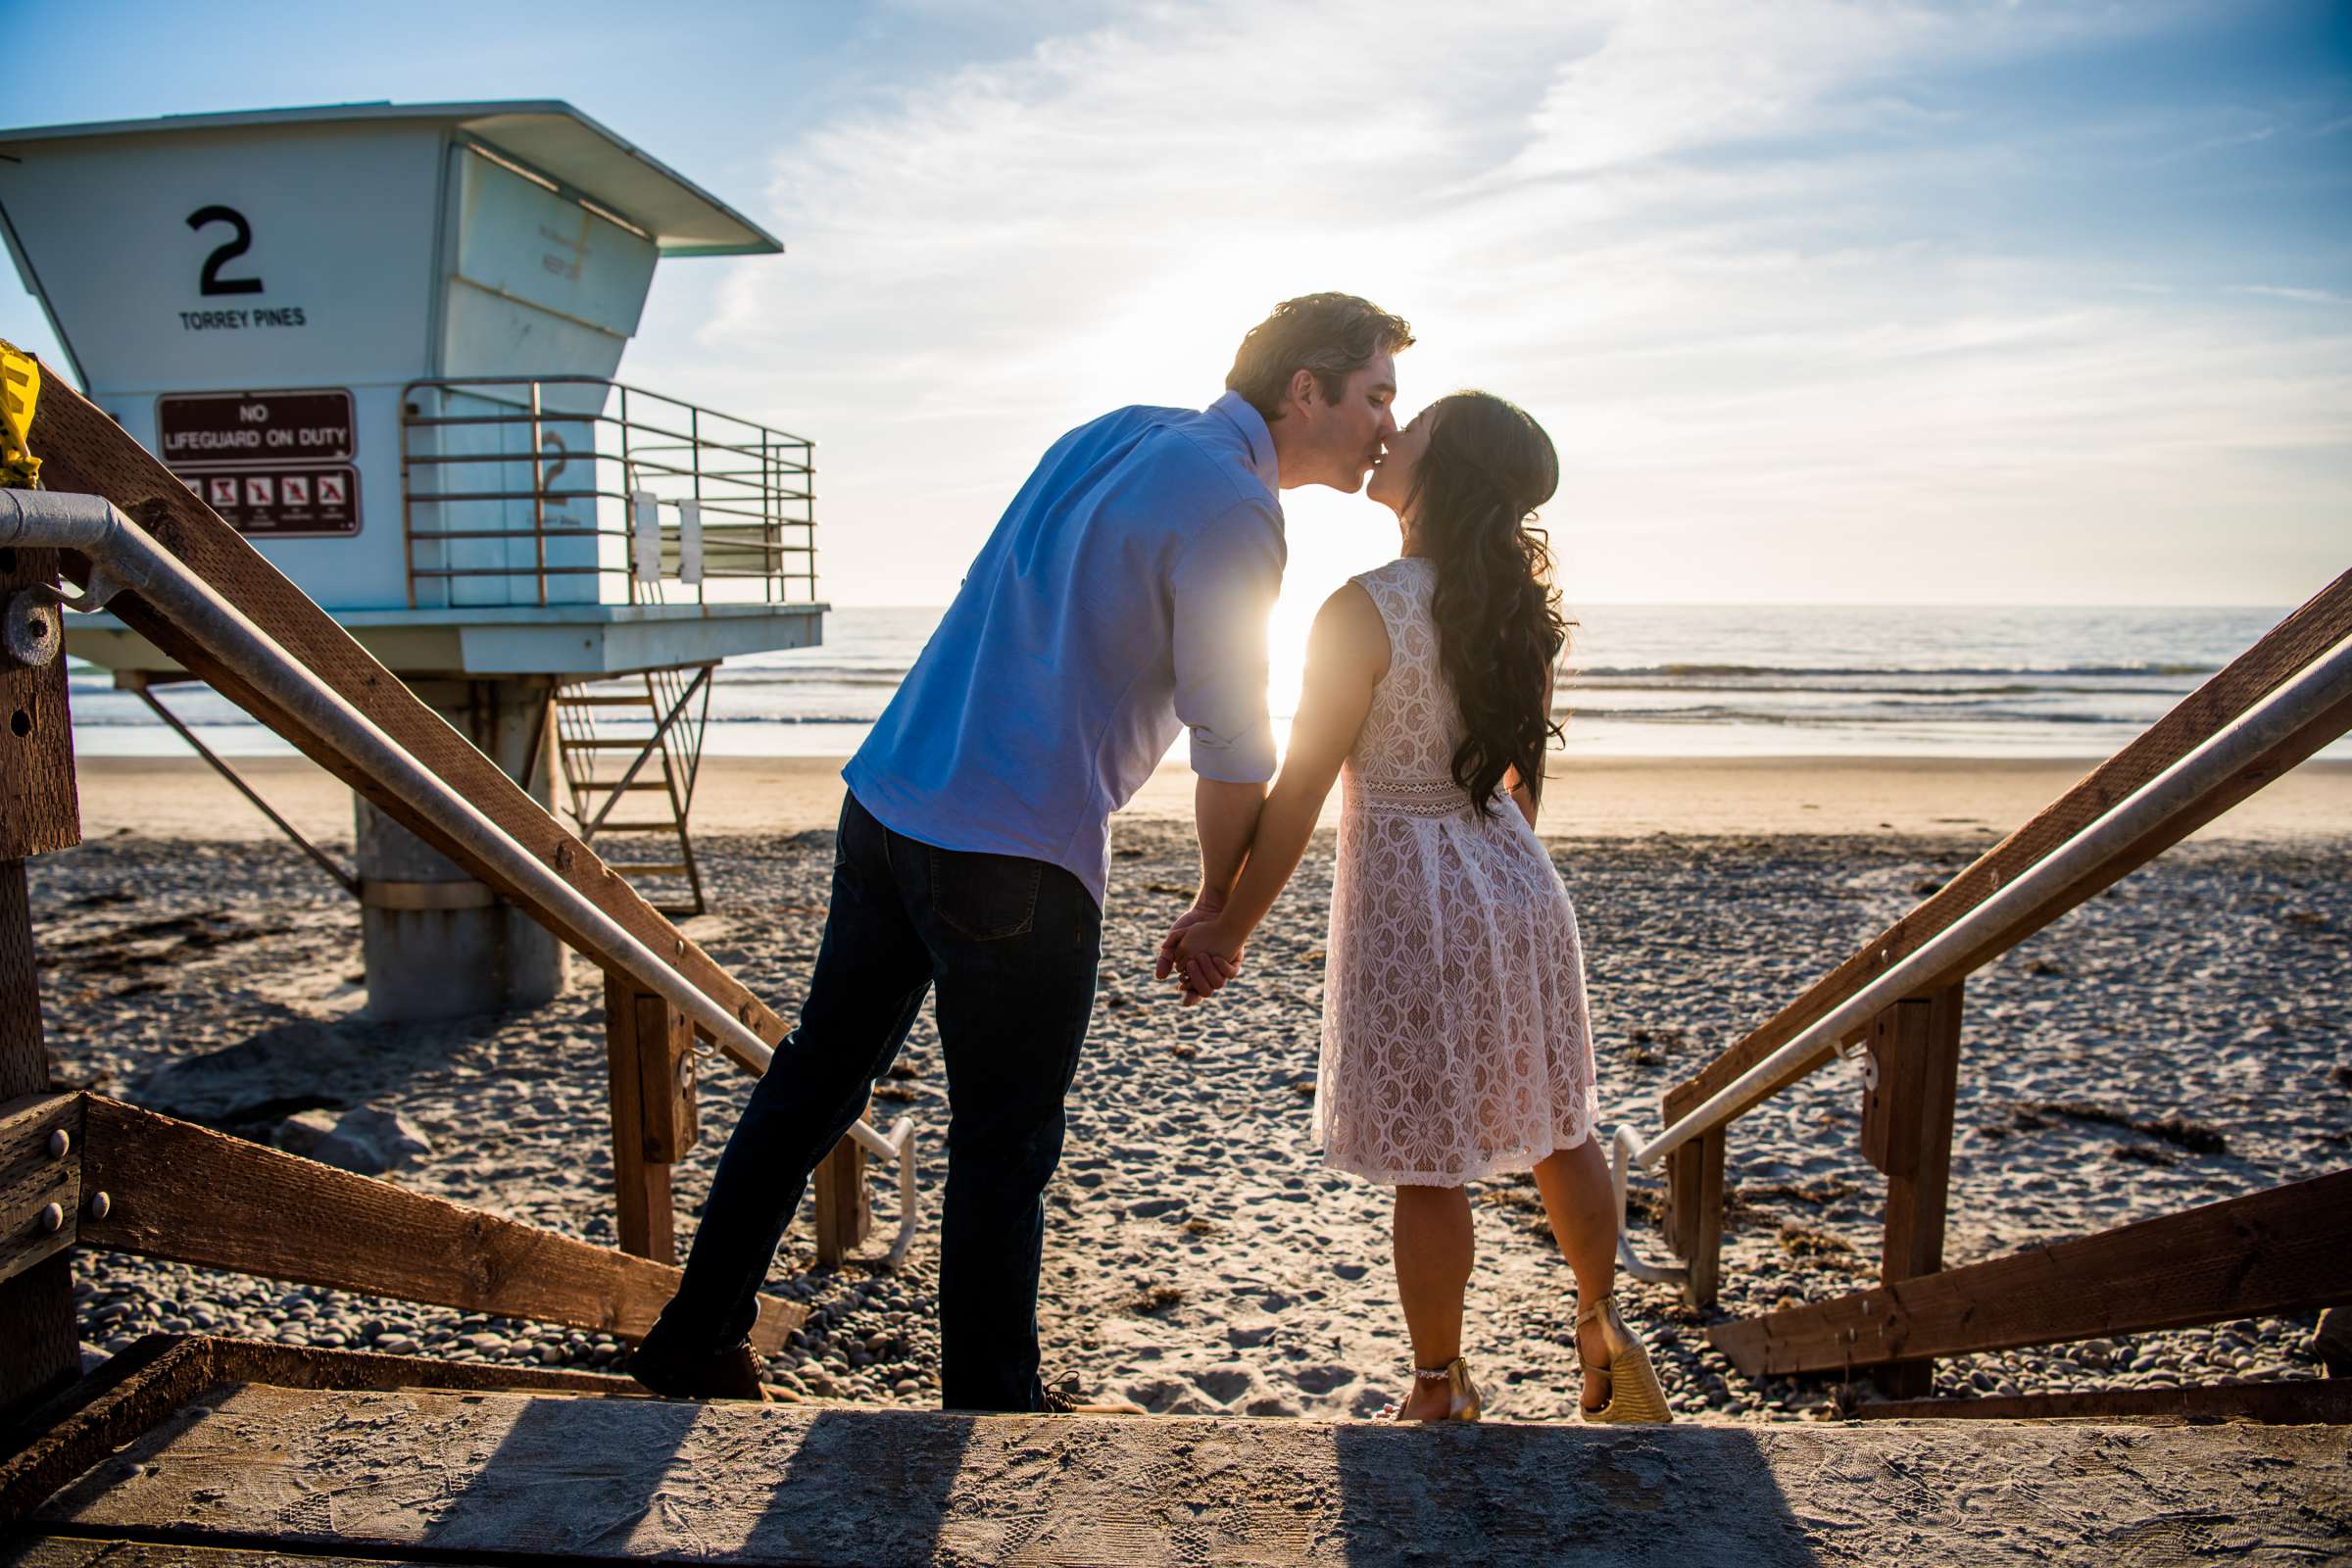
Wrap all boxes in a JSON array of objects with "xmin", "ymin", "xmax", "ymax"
[{"xmin": 927, "ymin": 846, "xmax": 1043, "ymax": 942}]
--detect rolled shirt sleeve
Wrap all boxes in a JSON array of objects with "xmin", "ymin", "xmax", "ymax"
[{"xmin": 1169, "ymin": 501, "xmax": 1286, "ymax": 783}]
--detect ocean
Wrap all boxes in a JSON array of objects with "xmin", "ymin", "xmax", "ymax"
[{"xmin": 65, "ymin": 603, "xmax": 2344, "ymax": 762}]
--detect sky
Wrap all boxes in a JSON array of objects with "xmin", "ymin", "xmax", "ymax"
[{"xmin": 4, "ymin": 0, "xmax": 2348, "ymax": 629}]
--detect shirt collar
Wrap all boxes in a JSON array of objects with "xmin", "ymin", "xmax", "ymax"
[{"xmin": 1206, "ymin": 391, "xmax": 1280, "ymax": 495}]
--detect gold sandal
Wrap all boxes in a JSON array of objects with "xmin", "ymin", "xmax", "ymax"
[
  {"xmin": 1375, "ymin": 1355, "xmax": 1484, "ymax": 1423},
  {"xmin": 1576, "ymin": 1294, "xmax": 1673, "ymax": 1424}
]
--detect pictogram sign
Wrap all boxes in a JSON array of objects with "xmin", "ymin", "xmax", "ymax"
[{"xmin": 161, "ymin": 386, "xmax": 358, "ymax": 536}]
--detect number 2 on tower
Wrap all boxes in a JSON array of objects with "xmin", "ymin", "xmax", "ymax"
[{"xmin": 187, "ymin": 205, "xmax": 265, "ymax": 296}]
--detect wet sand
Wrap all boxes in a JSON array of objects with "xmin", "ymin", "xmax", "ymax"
[{"xmin": 72, "ymin": 752, "xmax": 2352, "ymax": 845}]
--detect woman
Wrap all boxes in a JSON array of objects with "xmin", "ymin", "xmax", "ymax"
[{"xmin": 1170, "ymin": 391, "xmax": 1671, "ymax": 1424}]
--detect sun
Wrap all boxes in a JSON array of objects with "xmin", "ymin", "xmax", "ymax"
[
  {"xmin": 1264, "ymin": 483, "xmax": 1404, "ymax": 752},
  {"xmin": 1054, "ymin": 243, "xmax": 1464, "ymax": 759}
]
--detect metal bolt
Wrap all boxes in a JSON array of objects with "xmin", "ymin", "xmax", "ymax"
[
  {"xmin": 676, "ymin": 1055, "xmax": 694, "ymax": 1091},
  {"xmin": 48, "ymin": 1127, "xmax": 69, "ymax": 1158},
  {"xmin": 37, "ymin": 1201, "xmax": 63, "ymax": 1234},
  {"xmin": 87, "ymin": 1190, "xmax": 111, "ymax": 1221},
  {"xmin": 3, "ymin": 588, "xmax": 61, "ymax": 669}
]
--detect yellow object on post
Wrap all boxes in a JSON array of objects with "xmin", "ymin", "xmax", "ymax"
[{"xmin": 0, "ymin": 341, "xmax": 40, "ymax": 489}]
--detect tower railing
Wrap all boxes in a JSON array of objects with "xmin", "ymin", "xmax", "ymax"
[{"xmin": 398, "ymin": 375, "xmax": 816, "ymax": 611}]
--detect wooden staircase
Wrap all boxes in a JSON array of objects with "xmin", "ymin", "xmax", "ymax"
[{"xmin": 6, "ymin": 1337, "xmax": 2346, "ymax": 1566}]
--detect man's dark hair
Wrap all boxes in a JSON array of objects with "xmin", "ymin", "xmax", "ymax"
[{"xmin": 1226, "ymin": 293, "xmax": 1414, "ymax": 422}]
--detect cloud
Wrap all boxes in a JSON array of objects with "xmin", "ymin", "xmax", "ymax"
[
  {"xmin": 2230, "ymin": 284, "xmax": 2350, "ymax": 306},
  {"xmin": 620, "ymin": 0, "xmax": 2352, "ymax": 608}
]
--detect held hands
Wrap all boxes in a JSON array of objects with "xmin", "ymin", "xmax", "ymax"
[{"xmin": 1156, "ymin": 899, "xmax": 1245, "ymax": 1008}]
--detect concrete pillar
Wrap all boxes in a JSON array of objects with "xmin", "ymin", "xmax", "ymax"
[{"xmin": 355, "ymin": 676, "xmax": 566, "ymax": 1020}]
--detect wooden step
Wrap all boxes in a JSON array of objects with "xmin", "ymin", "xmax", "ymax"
[
  {"xmin": 608, "ymin": 862, "xmax": 689, "ymax": 876},
  {"xmin": 16, "ymin": 1369, "xmax": 2347, "ymax": 1565},
  {"xmin": 556, "ymin": 695, "xmax": 655, "ymax": 708},
  {"xmin": 586, "ymin": 821, "xmax": 687, "ymax": 833},
  {"xmin": 564, "ymin": 739, "xmax": 673, "ymax": 750}
]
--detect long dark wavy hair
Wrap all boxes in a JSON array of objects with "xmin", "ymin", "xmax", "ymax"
[{"xmin": 1404, "ymin": 392, "xmax": 1567, "ymax": 813}]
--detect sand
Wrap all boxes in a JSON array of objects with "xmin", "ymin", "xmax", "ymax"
[
  {"xmin": 69, "ymin": 752, "xmax": 2352, "ymax": 845},
  {"xmin": 37, "ymin": 740, "xmax": 2352, "ymax": 1425}
]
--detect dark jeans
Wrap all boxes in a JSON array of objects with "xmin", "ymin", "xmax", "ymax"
[{"xmin": 642, "ymin": 791, "xmax": 1101, "ymax": 1412}]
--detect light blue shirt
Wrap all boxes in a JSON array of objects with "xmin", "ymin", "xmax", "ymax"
[{"xmin": 844, "ymin": 392, "xmax": 1287, "ymax": 906}]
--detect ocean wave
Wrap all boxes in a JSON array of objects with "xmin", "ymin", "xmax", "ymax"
[
  {"xmin": 1572, "ymin": 705, "xmax": 2151, "ymax": 727},
  {"xmin": 1570, "ymin": 662, "xmax": 2219, "ymax": 679},
  {"xmin": 709, "ymin": 670, "xmax": 908, "ymax": 688},
  {"xmin": 1564, "ymin": 679, "xmax": 2186, "ymax": 697},
  {"xmin": 669, "ymin": 668, "xmax": 2214, "ymax": 702}
]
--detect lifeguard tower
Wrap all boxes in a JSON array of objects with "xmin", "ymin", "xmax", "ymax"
[{"xmin": 0, "ymin": 101, "xmax": 822, "ymax": 1018}]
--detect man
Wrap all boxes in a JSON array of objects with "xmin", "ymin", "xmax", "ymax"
[{"xmin": 630, "ymin": 292, "xmax": 1412, "ymax": 1411}]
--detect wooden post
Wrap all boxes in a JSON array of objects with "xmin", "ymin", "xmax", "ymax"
[
  {"xmin": 603, "ymin": 972, "xmax": 697, "ymax": 1266},
  {"xmin": 1693, "ymin": 1128, "xmax": 1731, "ymax": 1316},
  {"xmin": 1860, "ymin": 980, "xmax": 1964, "ymax": 1397},
  {"xmin": 1666, "ymin": 1120, "xmax": 1728, "ymax": 1307},
  {"xmin": 811, "ymin": 1103, "xmax": 872, "ymax": 1267},
  {"xmin": 0, "ymin": 539, "xmax": 82, "ymax": 1425},
  {"xmin": 1665, "ymin": 1142, "xmax": 1691, "ymax": 1256}
]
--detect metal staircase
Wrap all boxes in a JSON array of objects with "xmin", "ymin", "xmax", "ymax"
[{"xmin": 554, "ymin": 662, "xmax": 713, "ymax": 916}]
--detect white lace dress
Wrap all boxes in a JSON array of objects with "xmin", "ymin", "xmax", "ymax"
[{"xmin": 1313, "ymin": 557, "xmax": 1599, "ymax": 1186}]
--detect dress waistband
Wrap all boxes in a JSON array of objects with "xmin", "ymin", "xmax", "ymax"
[{"xmin": 1352, "ymin": 775, "xmax": 1480, "ymax": 818}]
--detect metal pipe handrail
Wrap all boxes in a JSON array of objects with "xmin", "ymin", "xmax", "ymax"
[
  {"xmin": 404, "ymin": 434, "xmax": 812, "ymax": 474},
  {"xmin": 404, "ymin": 460, "xmax": 813, "ymax": 496},
  {"xmin": 0, "ymin": 488, "xmax": 914, "ymax": 1256},
  {"xmin": 407, "ymin": 500, "xmax": 813, "ymax": 528},
  {"xmin": 1606, "ymin": 627, "xmax": 2352, "ymax": 1285},
  {"xmin": 401, "ymin": 373, "xmax": 817, "ymax": 454},
  {"xmin": 397, "ymin": 520, "xmax": 810, "ymax": 550},
  {"xmin": 400, "ymin": 372, "xmax": 815, "ymax": 612},
  {"xmin": 402, "ymin": 411, "xmax": 808, "ymax": 469}
]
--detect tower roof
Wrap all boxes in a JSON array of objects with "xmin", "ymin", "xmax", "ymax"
[{"xmin": 0, "ymin": 99, "xmax": 783, "ymax": 257}]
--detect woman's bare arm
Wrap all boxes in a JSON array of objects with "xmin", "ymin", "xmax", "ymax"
[{"xmin": 1173, "ymin": 583, "xmax": 1388, "ymax": 986}]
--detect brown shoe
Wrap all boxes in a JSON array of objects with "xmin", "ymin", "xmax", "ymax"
[{"xmin": 627, "ymin": 1339, "xmax": 769, "ymax": 1401}]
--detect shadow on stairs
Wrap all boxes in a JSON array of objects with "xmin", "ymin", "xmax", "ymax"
[{"xmin": 3, "ymin": 1337, "xmax": 2346, "ymax": 1566}]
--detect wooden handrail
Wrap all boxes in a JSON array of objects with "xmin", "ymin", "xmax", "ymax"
[
  {"xmin": 28, "ymin": 366, "xmax": 790, "ymax": 1074},
  {"xmin": 28, "ymin": 356, "xmax": 878, "ymax": 1263},
  {"xmin": 1662, "ymin": 569, "xmax": 2352, "ymax": 1128}
]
